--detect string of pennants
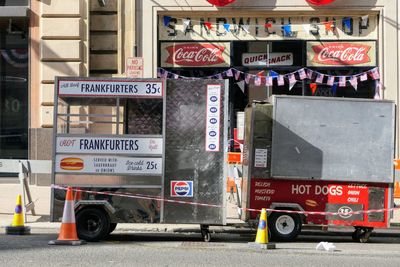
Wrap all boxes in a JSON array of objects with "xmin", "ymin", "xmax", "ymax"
[
  {"xmin": 157, "ymin": 67, "xmax": 382, "ymax": 99},
  {"xmin": 163, "ymin": 15, "xmax": 369, "ymax": 36}
]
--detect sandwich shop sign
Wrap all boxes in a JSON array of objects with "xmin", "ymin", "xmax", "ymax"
[{"xmin": 159, "ymin": 15, "xmax": 377, "ymax": 41}]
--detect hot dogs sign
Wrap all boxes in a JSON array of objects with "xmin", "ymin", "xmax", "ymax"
[{"xmin": 56, "ymin": 136, "xmax": 163, "ymax": 175}]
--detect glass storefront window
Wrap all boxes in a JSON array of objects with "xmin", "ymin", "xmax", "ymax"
[{"xmin": 0, "ymin": 18, "xmax": 28, "ymax": 159}]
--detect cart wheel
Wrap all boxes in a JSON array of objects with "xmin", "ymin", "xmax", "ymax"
[
  {"xmin": 201, "ymin": 230, "xmax": 211, "ymax": 242},
  {"xmin": 268, "ymin": 212, "xmax": 301, "ymax": 241},
  {"xmin": 76, "ymin": 207, "xmax": 110, "ymax": 241},
  {"xmin": 352, "ymin": 227, "xmax": 372, "ymax": 243},
  {"xmin": 108, "ymin": 223, "xmax": 117, "ymax": 234}
]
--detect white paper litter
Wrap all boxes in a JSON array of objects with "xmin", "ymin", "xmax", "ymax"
[{"xmin": 316, "ymin": 242, "xmax": 336, "ymax": 252}]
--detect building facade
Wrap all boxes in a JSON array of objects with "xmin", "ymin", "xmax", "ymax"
[{"xmin": 0, "ymin": 0, "xmax": 398, "ymax": 185}]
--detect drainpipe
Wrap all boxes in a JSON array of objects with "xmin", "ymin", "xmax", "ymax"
[{"xmin": 134, "ymin": 0, "xmax": 142, "ymax": 57}]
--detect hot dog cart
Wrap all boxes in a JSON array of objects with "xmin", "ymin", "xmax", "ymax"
[
  {"xmin": 51, "ymin": 77, "xmax": 229, "ymax": 241},
  {"xmin": 241, "ymin": 96, "xmax": 396, "ymax": 242}
]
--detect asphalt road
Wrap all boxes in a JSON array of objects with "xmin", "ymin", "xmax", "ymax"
[{"xmin": 2, "ymin": 229, "xmax": 400, "ymax": 266}]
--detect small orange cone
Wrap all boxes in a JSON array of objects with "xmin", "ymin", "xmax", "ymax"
[
  {"xmin": 248, "ymin": 208, "xmax": 276, "ymax": 249},
  {"xmin": 6, "ymin": 194, "xmax": 31, "ymax": 235},
  {"xmin": 49, "ymin": 187, "xmax": 85, "ymax": 245}
]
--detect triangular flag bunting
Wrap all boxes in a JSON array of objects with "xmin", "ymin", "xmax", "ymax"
[
  {"xmin": 374, "ymin": 80, "xmax": 382, "ymax": 100},
  {"xmin": 343, "ymin": 18, "xmax": 351, "ymax": 30},
  {"xmin": 224, "ymin": 23, "xmax": 231, "ymax": 33},
  {"xmin": 361, "ymin": 15, "xmax": 369, "ymax": 27},
  {"xmin": 204, "ymin": 22, "xmax": 212, "ymax": 30},
  {"xmin": 237, "ymin": 80, "xmax": 245, "ymax": 93},
  {"xmin": 242, "ymin": 24, "xmax": 250, "ymax": 34},
  {"xmin": 327, "ymin": 76, "xmax": 335, "ymax": 86},
  {"xmin": 235, "ymin": 70, "xmax": 241, "ymax": 81},
  {"xmin": 369, "ymin": 68, "xmax": 380, "ymax": 80},
  {"xmin": 316, "ymin": 73, "xmax": 324, "ymax": 84},
  {"xmin": 163, "ymin": 16, "xmax": 172, "ymax": 26},
  {"xmin": 298, "ymin": 68, "xmax": 307, "ymax": 80},
  {"xmin": 350, "ymin": 76, "xmax": 358, "ymax": 90},
  {"xmin": 331, "ymin": 84, "xmax": 338, "ymax": 95},
  {"xmin": 303, "ymin": 24, "xmax": 311, "ymax": 33},
  {"xmin": 307, "ymin": 69, "xmax": 314, "ymax": 80},
  {"xmin": 360, "ymin": 73, "xmax": 368, "ymax": 81},
  {"xmin": 310, "ymin": 83, "xmax": 317, "ymax": 95},
  {"xmin": 339, "ymin": 76, "xmax": 346, "ymax": 87},
  {"xmin": 266, "ymin": 76, "xmax": 273, "ymax": 86},
  {"xmin": 183, "ymin": 19, "xmax": 191, "ymax": 32},
  {"xmin": 277, "ymin": 75, "xmax": 285, "ymax": 86},
  {"xmin": 265, "ymin": 23, "xmax": 272, "ymax": 29},
  {"xmin": 283, "ymin": 24, "xmax": 292, "ymax": 36},
  {"xmin": 323, "ymin": 21, "xmax": 333, "ymax": 31},
  {"xmin": 245, "ymin": 74, "xmax": 251, "ymax": 84},
  {"xmin": 226, "ymin": 69, "xmax": 233, "ymax": 77}
]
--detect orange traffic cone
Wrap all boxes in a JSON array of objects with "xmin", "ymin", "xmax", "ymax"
[
  {"xmin": 248, "ymin": 208, "xmax": 276, "ymax": 249},
  {"xmin": 49, "ymin": 187, "xmax": 85, "ymax": 245},
  {"xmin": 6, "ymin": 194, "xmax": 31, "ymax": 235}
]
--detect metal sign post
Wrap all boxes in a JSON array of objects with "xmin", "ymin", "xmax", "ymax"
[{"xmin": 0, "ymin": 159, "xmax": 52, "ymax": 222}]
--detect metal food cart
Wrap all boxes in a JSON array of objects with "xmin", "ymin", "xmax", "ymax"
[
  {"xmin": 51, "ymin": 77, "xmax": 229, "ymax": 241},
  {"xmin": 241, "ymin": 96, "xmax": 396, "ymax": 242}
]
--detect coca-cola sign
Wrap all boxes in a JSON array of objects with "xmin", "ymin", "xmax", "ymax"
[
  {"xmin": 307, "ymin": 41, "xmax": 376, "ymax": 67},
  {"xmin": 161, "ymin": 42, "xmax": 230, "ymax": 68}
]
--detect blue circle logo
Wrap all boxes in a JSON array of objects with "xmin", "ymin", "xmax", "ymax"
[
  {"xmin": 209, "ymin": 131, "xmax": 217, "ymax": 137},
  {"xmin": 210, "ymin": 96, "xmax": 218, "ymax": 102},
  {"xmin": 208, "ymin": 144, "xmax": 216, "ymax": 150},
  {"xmin": 209, "ymin": 118, "xmax": 217, "ymax": 124},
  {"xmin": 210, "ymin": 107, "xmax": 218, "ymax": 113}
]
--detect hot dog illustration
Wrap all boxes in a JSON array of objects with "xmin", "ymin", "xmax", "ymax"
[
  {"xmin": 60, "ymin": 157, "xmax": 84, "ymax": 171},
  {"xmin": 305, "ymin": 199, "xmax": 318, "ymax": 207}
]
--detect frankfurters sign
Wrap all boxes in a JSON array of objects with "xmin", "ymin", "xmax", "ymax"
[
  {"xmin": 242, "ymin": 53, "xmax": 293, "ymax": 66},
  {"xmin": 57, "ymin": 79, "xmax": 163, "ymax": 98},
  {"xmin": 55, "ymin": 155, "xmax": 162, "ymax": 175},
  {"xmin": 306, "ymin": 41, "xmax": 376, "ymax": 67},
  {"xmin": 56, "ymin": 136, "xmax": 163, "ymax": 155}
]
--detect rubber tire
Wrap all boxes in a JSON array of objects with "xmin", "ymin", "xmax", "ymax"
[
  {"xmin": 268, "ymin": 212, "xmax": 302, "ymax": 241},
  {"xmin": 352, "ymin": 228, "xmax": 372, "ymax": 243},
  {"xmin": 76, "ymin": 208, "xmax": 110, "ymax": 242},
  {"xmin": 108, "ymin": 223, "xmax": 117, "ymax": 234}
]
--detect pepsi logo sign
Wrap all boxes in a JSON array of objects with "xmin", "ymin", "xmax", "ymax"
[
  {"xmin": 171, "ymin": 181, "xmax": 193, "ymax": 197},
  {"xmin": 210, "ymin": 96, "xmax": 218, "ymax": 102},
  {"xmin": 210, "ymin": 107, "xmax": 218, "ymax": 113}
]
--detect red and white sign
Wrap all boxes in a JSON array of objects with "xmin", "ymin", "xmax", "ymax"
[
  {"xmin": 56, "ymin": 155, "xmax": 162, "ymax": 175},
  {"xmin": 307, "ymin": 41, "xmax": 376, "ymax": 67},
  {"xmin": 250, "ymin": 179, "xmax": 389, "ymax": 228},
  {"xmin": 56, "ymin": 136, "xmax": 163, "ymax": 155},
  {"xmin": 161, "ymin": 42, "xmax": 231, "ymax": 68},
  {"xmin": 242, "ymin": 53, "xmax": 293, "ymax": 67},
  {"xmin": 126, "ymin": 57, "xmax": 143, "ymax": 78}
]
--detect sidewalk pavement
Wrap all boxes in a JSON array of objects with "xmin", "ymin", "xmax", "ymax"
[{"xmin": 2, "ymin": 183, "xmax": 400, "ymax": 233}]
